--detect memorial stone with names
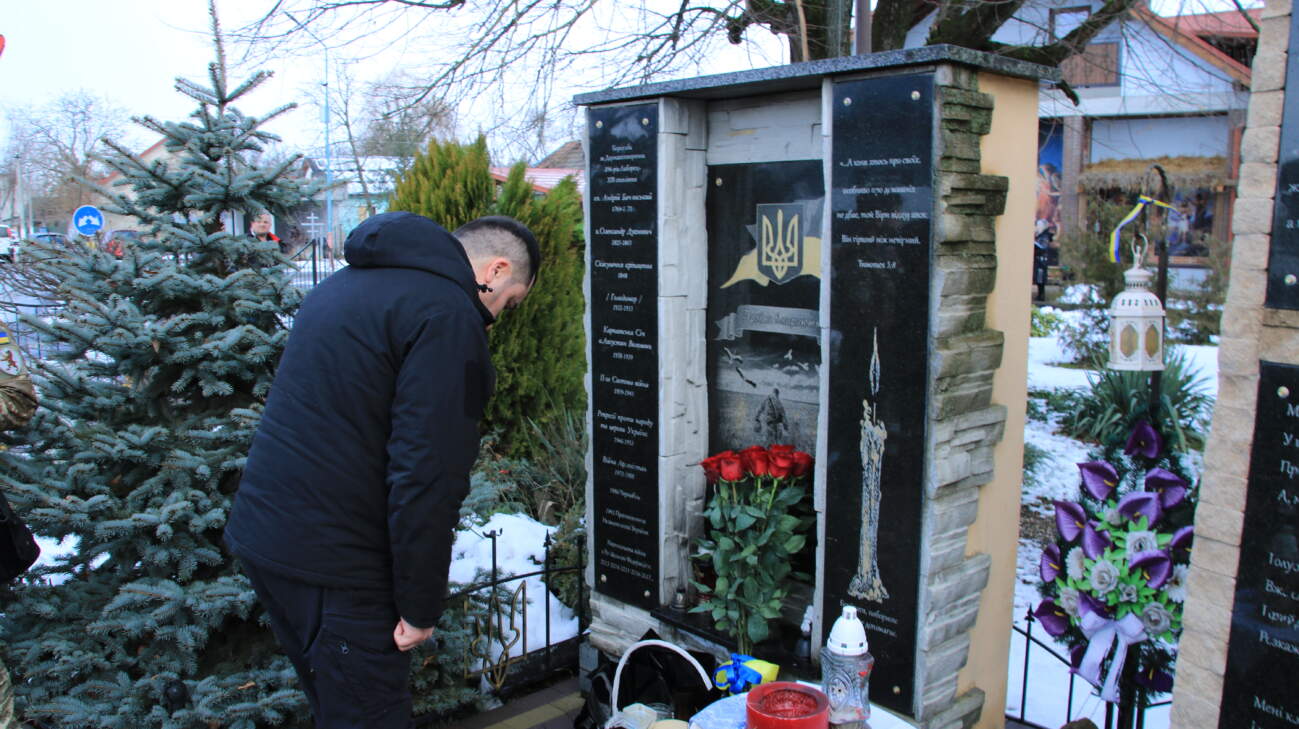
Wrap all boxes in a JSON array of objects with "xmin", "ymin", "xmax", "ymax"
[
  {"xmin": 1220, "ymin": 361, "xmax": 1299, "ymax": 729},
  {"xmin": 1266, "ymin": 8, "xmax": 1299, "ymax": 309},
  {"xmin": 588, "ymin": 104, "xmax": 661, "ymax": 609}
]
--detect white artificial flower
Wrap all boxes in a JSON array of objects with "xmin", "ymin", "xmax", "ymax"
[
  {"xmin": 1118, "ymin": 583, "xmax": 1139, "ymax": 604},
  {"xmin": 1166, "ymin": 564, "xmax": 1189, "ymax": 603},
  {"xmin": 1127, "ymin": 530, "xmax": 1159, "ymax": 559},
  {"xmin": 1140, "ymin": 602, "xmax": 1173, "ymax": 635},
  {"xmin": 1090, "ymin": 558, "xmax": 1120, "ymax": 595},
  {"xmin": 1066, "ymin": 547, "xmax": 1087, "ymax": 581},
  {"xmin": 1059, "ymin": 587, "xmax": 1081, "ymax": 617}
]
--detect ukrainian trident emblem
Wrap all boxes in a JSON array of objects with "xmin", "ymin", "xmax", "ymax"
[{"xmin": 756, "ymin": 203, "xmax": 803, "ymax": 285}]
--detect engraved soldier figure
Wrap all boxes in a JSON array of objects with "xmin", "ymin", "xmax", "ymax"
[{"xmin": 755, "ymin": 386, "xmax": 789, "ymax": 443}]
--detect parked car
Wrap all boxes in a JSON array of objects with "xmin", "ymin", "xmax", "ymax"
[{"xmin": 32, "ymin": 232, "xmax": 69, "ymax": 249}]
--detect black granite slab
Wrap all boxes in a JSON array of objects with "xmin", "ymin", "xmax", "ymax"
[
  {"xmin": 588, "ymin": 103, "xmax": 661, "ymax": 610},
  {"xmin": 705, "ymin": 161, "xmax": 824, "ymax": 458},
  {"xmin": 574, "ymin": 45, "xmax": 1057, "ymax": 107},
  {"xmin": 1220, "ymin": 361, "xmax": 1299, "ymax": 728},
  {"xmin": 823, "ymin": 72, "xmax": 935, "ymax": 719},
  {"xmin": 1266, "ymin": 9, "xmax": 1299, "ymax": 309}
]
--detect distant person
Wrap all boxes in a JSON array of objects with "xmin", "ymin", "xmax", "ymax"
[
  {"xmin": 249, "ymin": 211, "xmax": 285, "ymax": 254},
  {"xmin": 225, "ymin": 212, "xmax": 540, "ymax": 728}
]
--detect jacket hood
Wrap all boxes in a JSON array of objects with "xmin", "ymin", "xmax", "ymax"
[{"xmin": 344, "ymin": 211, "xmax": 494, "ymax": 326}]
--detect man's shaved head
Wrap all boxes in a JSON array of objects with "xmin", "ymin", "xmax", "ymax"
[{"xmin": 454, "ymin": 216, "xmax": 541, "ymax": 285}]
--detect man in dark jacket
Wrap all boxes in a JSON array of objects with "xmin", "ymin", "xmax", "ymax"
[{"xmin": 225, "ymin": 211, "xmax": 539, "ymax": 728}]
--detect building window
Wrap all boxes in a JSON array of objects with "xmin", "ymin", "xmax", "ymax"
[
  {"xmin": 1061, "ymin": 42, "xmax": 1121, "ymax": 87},
  {"xmin": 1050, "ymin": 6, "xmax": 1091, "ymax": 39}
]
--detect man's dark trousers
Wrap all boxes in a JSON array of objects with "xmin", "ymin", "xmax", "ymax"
[{"xmin": 240, "ymin": 559, "xmax": 413, "ymax": 729}]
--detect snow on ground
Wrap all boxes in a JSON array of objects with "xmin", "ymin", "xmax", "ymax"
[
  {"xmin": 1028, "ymin": 336, "xmax": 1219, "ymax": 400},
  {"xmin": 448, "ymin": 512, "xmax": 580, "ymax": 658}
]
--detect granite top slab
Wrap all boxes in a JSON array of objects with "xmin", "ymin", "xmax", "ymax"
[{"xmin": 574, "ymin": 45, "xmax": 1059, "ymax": 106}]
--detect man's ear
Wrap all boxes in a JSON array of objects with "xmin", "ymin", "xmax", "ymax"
[{"xmin": 485, "ymin": 257, "xmax": 512, "ymax": 284}]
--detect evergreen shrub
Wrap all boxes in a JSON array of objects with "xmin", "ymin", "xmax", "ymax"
[
  {"xmin": 1061, "ymin": 349, "xmax": 1212, "ymax": 451},
  {"xmin": 0, "ymin": 29, "xmax": 320, "ymax": 727}
]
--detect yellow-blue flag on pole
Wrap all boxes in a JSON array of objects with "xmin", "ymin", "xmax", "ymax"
[{"xmin": 1109, "ymin": 195, "xmax": 1176, "ymax": 263}]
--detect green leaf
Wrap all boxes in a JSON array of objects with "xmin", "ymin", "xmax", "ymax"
[
  {"xmin": 746, "ymin": 613, "xmax": 770, "ymax": 644},
  {"xmin": 734, "ymin": 512, "xmax": 757, "ymax": 530},
  {"xmin": 784, "ymin": 535, "xmax": 806, "ymax": 553}
]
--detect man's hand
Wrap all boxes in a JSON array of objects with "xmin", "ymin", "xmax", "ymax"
[{"xmin": 393, "ymin": 617, "xmax": 434, "ymax": 652}]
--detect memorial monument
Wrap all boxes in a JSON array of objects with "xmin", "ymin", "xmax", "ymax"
[{"xmin": 579, "ymin": 47, "xmax": 1051, "ymax": 728}]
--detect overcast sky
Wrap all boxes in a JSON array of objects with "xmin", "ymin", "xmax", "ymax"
[
  {"xmin": 0, "ymin": 2, "xmax": 346, "ymax": 153},
  {"xmin": 0, "ymin": 0, "xmax": 1259, "ymax": 161}
]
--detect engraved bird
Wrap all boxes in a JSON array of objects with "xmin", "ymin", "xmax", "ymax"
[
  {"xmin": 723, "ymin": 346, "xmax": 742, "ymax": 364},
  {"xmin": 783, "ymin": 349, "xmax": 794, "ymax": 360}
]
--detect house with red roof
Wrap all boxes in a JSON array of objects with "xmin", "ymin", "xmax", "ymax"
[{"xmin": 906, "ymin": 1, "xmax": 1259, "ymax": 271}]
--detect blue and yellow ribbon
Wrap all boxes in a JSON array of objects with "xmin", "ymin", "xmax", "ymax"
[{"xmin": 1109, "ymin": 195, "xmax": 1176, "ymax": 263}]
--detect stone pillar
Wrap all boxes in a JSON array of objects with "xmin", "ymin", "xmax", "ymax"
[{"xmin": 1169, "ymin": 0, "xmax": 1298, "ymax": 726}]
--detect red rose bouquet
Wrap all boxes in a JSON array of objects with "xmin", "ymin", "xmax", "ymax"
[{"xmin": 692, "ymin": 444, "xmax": 814, "ymax": 653}]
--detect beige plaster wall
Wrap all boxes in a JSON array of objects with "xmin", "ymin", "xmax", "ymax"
[
  {"xmin": 1170, "ymin": 0, "xmax": 1299, "ymax": 725},
  {"xmin": 954, "ymin": 72, "xmax": 1037, "ymax": 729}
]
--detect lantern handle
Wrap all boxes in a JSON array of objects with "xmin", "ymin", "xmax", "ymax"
[{"xmin": 1130, "ymin": 233, "xmax": 1148, "ymax": 270}]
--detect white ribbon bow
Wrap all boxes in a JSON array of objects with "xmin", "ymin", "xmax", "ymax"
[{"xmin": 1077, "ymin": 607, "xmax": 1147, "ymax": 702}]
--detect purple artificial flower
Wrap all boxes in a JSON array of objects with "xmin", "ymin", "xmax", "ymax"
[
  {"xmin": 1069, "ymin": 643, "xmax": 1087, "ymax": 671},
  {"xmin": 1082, "ymin": 521, "xmax": 1112, "ymax": 559},
  {"xmin": 1078, "ymin": 592, "xmax": 1113, "ymax": 621},
  {"xmin": 1078, "ymin": 461, "xmax": 1120, "ymax": 501},
  {"xmin": 1145, "ymin": 468, "xmax": 1189, "ymax": 509},
  {"xmin": 1041, "ymin": 543, "xmax": 1063, "ymax": 583},
  {"xmin": 1170, "ymin": 525, "xmax": 1194, "ymax": 558},
  {"xmin": 1034, "ymin": 599, "xmax": 1071, "ymax": 637},
  {"xmin": 1118, "ymin": 491, "xmax": 1163, "ymax": 526},
  {"xmin": 1134, "ymin": 666, "xmax": 1174, "ymax": 693},
  {"xmin": 1130, "ymin": 549, "xmax": 1173, "ymax": 589},
  {"xmin": 1125, "ymin": 421, "xmax": 1162, "ymax": 459},
  {"xmin": 1055, "ymin": 500, "xmax": 1087, "ymax": 542}
]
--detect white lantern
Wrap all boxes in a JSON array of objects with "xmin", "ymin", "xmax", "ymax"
[{"xmin": 1108, "ymin": 260, "xmax": 1165, "ymax": 371}]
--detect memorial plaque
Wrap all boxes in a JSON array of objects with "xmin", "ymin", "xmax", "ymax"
[
  {"xmin": 1220, "ymin": 361, "xmax": 1299, "ymax": 729},
  {"xmin": 824, "ymin": 73, "xmax": 935, "ymax": 717},
  {"xmin": 588, "ymin": 103, "xmax": 660, "ymax": 609},
  {"xmin": 1266, "ymin": 9, "xmax": 1299, "ymax": 309},
  {"xmin": 706, "ymin": 161, "xmax": 824, "ymax": 457}
]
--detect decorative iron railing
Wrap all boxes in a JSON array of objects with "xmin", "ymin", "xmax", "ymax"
[{"xmin": 1007, "ymin": 608, "xmax": 1170, "ymax": 729}]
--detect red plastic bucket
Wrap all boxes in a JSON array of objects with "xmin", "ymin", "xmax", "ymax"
[{"xmin": 745, "ymin": 682, "xmax": 830, "ymax": 729}]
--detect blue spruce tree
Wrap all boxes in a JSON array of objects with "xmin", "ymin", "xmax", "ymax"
[{"xmin": 0, "ymin": 14, "xmax": 322, "ymax": 728}]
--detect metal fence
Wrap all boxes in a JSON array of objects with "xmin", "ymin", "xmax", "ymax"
[
  {"xmin": 285, "ymin": 240, "xmax": 346, "ymax": 290},
  {"xmin": 415, "ymin": 528, "xmax": 587, "ymax": 724},
  {"xmin": 1007, "ymin": 608, "xmax": 1170, "ymax": 729},
  {"xmin": 2, "ymin": 302, "xmax": 69, "ymax": 361}
]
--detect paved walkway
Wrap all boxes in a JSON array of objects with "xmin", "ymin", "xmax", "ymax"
[{"xmin": 439, "ymin": 678, "xmax": 583, "ymax": 729}]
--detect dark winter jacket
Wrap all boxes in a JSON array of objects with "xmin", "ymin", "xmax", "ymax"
[{"xmin": 226, "ymin": 211, "xmax": 495, "ymax": 628}]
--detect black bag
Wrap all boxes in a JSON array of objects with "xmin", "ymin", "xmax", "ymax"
[{"xmin": 0, "ymin": 490, "xmax": 38, "ymax": 583}]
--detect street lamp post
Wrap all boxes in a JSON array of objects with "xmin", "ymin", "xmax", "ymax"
[{"xmin": 286, "ymin": 13, "xmax": 333, "ymax": 254}]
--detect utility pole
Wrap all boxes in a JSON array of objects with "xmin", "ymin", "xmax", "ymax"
[{"xmin": 286, "ymin": 12, "xmax": 334, "ymax": 253}]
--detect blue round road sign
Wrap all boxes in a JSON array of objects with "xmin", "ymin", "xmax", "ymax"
[{"xmin": 73, "ymin": 205, "xmax": 105, "ymax": 236}]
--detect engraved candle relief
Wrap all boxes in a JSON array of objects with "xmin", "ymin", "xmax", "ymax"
[{"xmin": 849, "ymin": 329, "xmax": 889, "ymax": 603}]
